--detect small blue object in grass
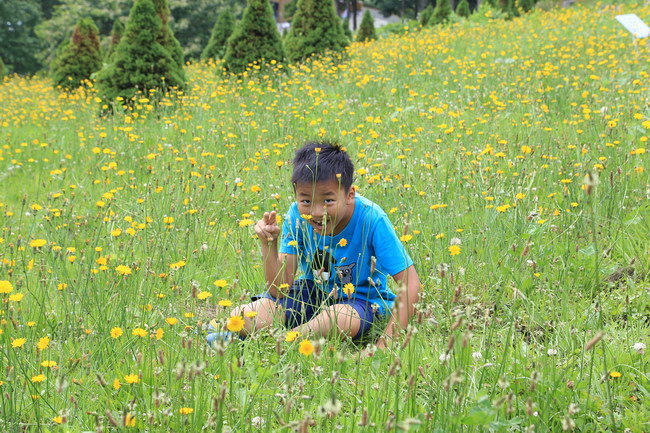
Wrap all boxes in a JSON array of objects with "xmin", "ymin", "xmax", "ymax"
[{"xmin": 206, "ymin": 331, "xmax": 236, "ymax": 346}]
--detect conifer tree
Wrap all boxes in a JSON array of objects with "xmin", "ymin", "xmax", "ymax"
[
  {"xmin": 152, "ymin": 0, "xmax": 185, "ymax": 69},
  {"xmin": 201, "ymin": 9, "xmax": 235, "ymax": 61},
  {"xmin": 97, "ymin": 0, "xmax": 185, "ymax": 103},
  {"xmin": 223, "ymin": 0, "xmax": 285, "ymax": 73},
  {"xmin": 356, "ymin": 10, "xmax": 377, "ymax": 42},
  {"xmin": 456, "ymin": 0, "xmax": 471, "ymax": 17},
  {"xmin": 429, "ymin": 0, "xmax": 452, "ymax": 25},
  {"xmin": 51, "ymin": 18, "xmax": 102, "ymax": 90},
  {"xmin": 419, "ymin": 5, "xmax": 434, "ymax": 27},
  {"xmin": 106, "ymin": 19, "xmax": 124, "ymax": 62},
  {"xmin": 342, "ymin": 18, "xmax": 352, "ymax": 41},
  {"xmin": 285, "ymin": 0, "xmax": 348, "ymax": 62}
]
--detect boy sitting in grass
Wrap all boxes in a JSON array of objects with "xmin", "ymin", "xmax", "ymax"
[{"xmin": 208, "ymin": 141, "xmax": 420, "ymax": 348}]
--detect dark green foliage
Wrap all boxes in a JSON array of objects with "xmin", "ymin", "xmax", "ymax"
[
  {"xmin": 285, "ymin": 0, "xmax": 348, "ymax": 63},
  {"xmin": 419, "ymin": 5, "xmax": 434, "ymax": 27},
  {"xmin": 201, "ymin": 9, "xmax": 235, "ymax": 60},
  {"xmin": 456, "ymin": 0, "xmax": 471, "ymax": 17},
  {"xmin": 429, "ymin": 0, "xmax": 452, "ymax": 26},
  {"xmin": 284, "ymin": 0, "xmax": 298, "ymax": 21},
  {"xmin": 97, "ymin": 0, "xmax": 186, "ymax": 103},
  {"xmin": 0, "ymin": 57, "xmax": 6, "ymax": 78},
  {"xmin": 223, "ymin": 0, "xmax": 284, "ymax": 73},
  {"xmin": 342, "ymin": 18, "xmax": 352, "ymax": 41},
  {"xmin": 152, "ymin": 0, "xmax": 185, "ymax": 68},
  {"xmin": 51, "ymin": 18, "xmax": 102, "ymax": 90},
  {"xmin": 356, "ymin": 10, "xmax": 377, "ymax": 42},
  {"xmin": 0, "ymin": 0, "xmax": 43, "ymax": 74},
  {"xmin": 106, "ymin": 19, "xmax": 125, "ymax": 62}
]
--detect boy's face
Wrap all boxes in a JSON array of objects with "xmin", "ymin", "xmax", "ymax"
[{"xmin": 295, "ymin": 180, "xmax": 355, "ymax": 236}]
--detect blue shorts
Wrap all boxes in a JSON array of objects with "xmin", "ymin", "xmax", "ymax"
[{"xmin": 252, "ymin": 280, "xmax": 377, "ymax": 340}]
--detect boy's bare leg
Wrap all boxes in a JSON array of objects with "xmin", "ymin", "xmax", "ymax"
[
  {"xmin": 230, "ymin": 298, "xmax": 283, "ymax": 337},
  {"xmin": 293, "ymin": 304, "xmax": 361, "ymax": 339}
]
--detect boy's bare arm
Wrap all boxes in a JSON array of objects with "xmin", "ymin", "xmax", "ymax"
[
  {"xmin": 254, "ymin": 211, "xmax": 297, "ymax": 298},
  {"xmin": 377, "ymin": 265, "xmax": 420, "ymax": 349}
]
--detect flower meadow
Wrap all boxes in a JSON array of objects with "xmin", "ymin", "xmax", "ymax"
[{"xmin": 0, "ymin": 2, "xmax": 648, "ymax": 432}]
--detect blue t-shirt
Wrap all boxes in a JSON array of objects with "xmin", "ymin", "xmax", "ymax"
[{"xmin": 279, "ymin": 195, "xmax": 413, "ymax": 316}]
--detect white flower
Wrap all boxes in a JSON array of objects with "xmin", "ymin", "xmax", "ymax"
[
  {"xmin": 439, "ymin": 352, "xmax": 451, "ymax": 363},
  {"xmin": 450, "ymin": 237, "xmax": 461, "ymax": 246},
  {"xmin": 633, "ymin": 342, "xmax": 645, "ymax": 354},
  {"xmin": 472, "ymin": 351, "xmax": 483, "ymax": 362},
  {"xmin": 547, "ymin": 348, "xmax": 558, "ymax": 356},
  {"xmin": 251, "ymin": 416, "xmax": 265, "ymax": 428}
]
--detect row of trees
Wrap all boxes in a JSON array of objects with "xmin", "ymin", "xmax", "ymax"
[
  {"xmin": 0, "ymin": 0, "xmax": 245, "ymax": 75},
  {"xmin": 47, "ymin": 0, "xmax": 379, "ymax": 101}
]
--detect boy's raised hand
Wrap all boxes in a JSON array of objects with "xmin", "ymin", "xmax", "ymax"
[{"xmin": 254, "ymin": 211, "xmax": 281, "ymax": 242}]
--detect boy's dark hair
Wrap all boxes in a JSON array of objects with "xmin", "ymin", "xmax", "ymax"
[{"xmin": 291, "ymin": 141, "xmax": 354, "ymax": 191}]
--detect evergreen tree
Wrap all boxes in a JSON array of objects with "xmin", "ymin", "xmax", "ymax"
[
  {"xmin": 285, "ymin": 0, "xmax": 348, "ymax": 63},
  {"xmin": 429, "ymin": 0, "xmax": 452, "ymax": 25},
  {"xmin": 223, "ymin": 0, "xmax": 285, "ymax": 73},
  {"xmin": 97, "ymin": 0, "xmax": 186, "ymax": 103},
  {"xmin": 342, "ymin": 18, "xmax": 352, "ymax": 41},
  {"xmin": 456, "ymin": 0, "xmax": 471, "ymax": 17},
  {"xmin": 356, "ymin": 10, "xmax": 377, "ymax": 42},
  {"xmin": 51, "ymin": 18, "xmax": 102, "ymax": 90},
  {"xmin": 201, "ymin": 9, "xmax": 235, "ymax": 60},
  {"xmin": 0, "ymin": 57, "xmax": 5, "ymax": 78},
  {"xmin": 419, "ymin": 4, "xmax": 434, "ymax": 27},
  {"xmin": 106, "ymin": 19, "xmax": 124, "ymax": 62},
  {"xmin": 152, "ymin": 0, "xmax": 185, "ymax": 69}
]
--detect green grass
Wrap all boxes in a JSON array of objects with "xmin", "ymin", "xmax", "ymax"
[{"xmin": 0, "ymin": 1, "xmax": 648, "ymax": 431}]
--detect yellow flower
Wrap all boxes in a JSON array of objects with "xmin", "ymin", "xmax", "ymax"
[
  {"xmin": 155, "ymin": 328, "xmax": 164, "ymax": 340},
  {"xmin": 299, "ymin": 339, "xmax": 315, "ymax": 356},
  {"xmin": 338, "ymin": 238, "xmax": 348, "ymax": 247},
  {"xmin": 239, "ymin": 219, "xmax": 254, "ymax": 227},
  {"xmin": 163, "ymin": 216, "xmax": 174, "ymax": 224},
  {"xmin": 179, "ymin": 407, "xmax": 194, "ymax": 415},
  {"xmin": 113, "ymin": 379, "xmax": 121, "ymax": 390},
  {"xmin": 8, "ymin": 293, "xmax": 23, "ymax": 302},
  {"xmin": 115, "ymin": 265, "xmax": 132, "ymax": 275},
  {"xmin": 110, "ymin": 327, "xmax": 123, "ymax": 339},
  {"xmin": 132, "ymin": 328, "xmax": 147, "ymax": 337},
  {"xmin": 197, "ymin": 291, "xmax": 212, "ymax": 300},
  {"xmin": 124, "ymin": 374, "xmax": 139, "ymax": 384},
  {"xmin": 610, "ymin": 371, "xmax": 622, "ymax": 379},
  {"xmin": 41, "ymin": 360, "xmax": 57, "ymax": 368},
  {"xmin": 37, "ymin": 336, "xmax": 50, "ymax": 350},
  {"xmin": 301, "ymin": 214, "xmax": 313, "ymax": 220},
  {"xmin": 11, "ymin": 338, "xmax": 27, "ymax": 348},
  {"xmin": 285, "ymin": 331, "xmax": 300, "ymax": 342},
  {"xmin": 400, "ymin": 234, "xmax": 413, "ymax": 242},
  {"xmin": 218, "ymin": 299, "xmax": 233, "ymax": 307},
  {"xmin": 165, "ymin": 317, "xmax": 178, "ymax": 326},
  {"xmin": 449, "ymin": 245, "xmax": 461, "ymax": 256},
  {"xmin": 213, "ymin": 279, "xmax": 228, "ymax": 288},
  {"xmin": 435, "ymin": 233, "xmax": 445, "ymax": 239},
  {"xmin": 111, "ymin": 228, "xmax": 122, "ymax": 237},
  {"xmin": 31, "ymin": 374, "xmax": 46, "ymax": 383},
  {"xmin": 227, "ymin": 316, "xmax": 245, "ymax": 332},
  {"xmin": 125, "ymin": 413, "xmax": 136, "ymax": 427},
  {"xmin": 52, "ymin": 416, "xmax": 64, "ymax": 424},
  {"xmin": 244, "ymin": 311, "xmax": 258, "ymax": 319},
  {"xmin": 30, "ymin": 239, "xmax": 47, "ymax": 248},
  {"xmin": 343, "ymin": 283, "xmax": 355, "ymax": 296},
  {"xmin": 0, "ymin": 280, "xmax": 13, "ymax": 294}
]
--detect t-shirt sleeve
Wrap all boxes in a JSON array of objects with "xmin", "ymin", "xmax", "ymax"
[
  {"xmin": 279, "ymin": 204, "xmax": 300, "ymax": 255},
  {"xmin": 371, "ymin": 213, "xmax": 414, "ymax": 276}
]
